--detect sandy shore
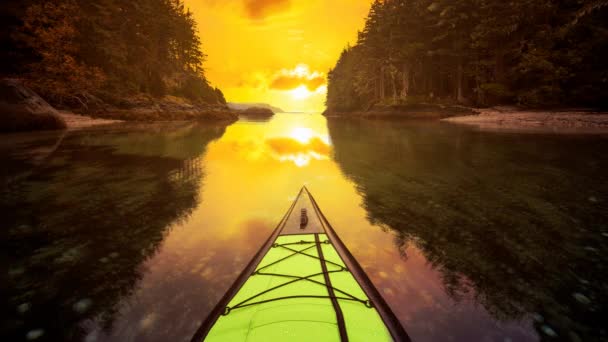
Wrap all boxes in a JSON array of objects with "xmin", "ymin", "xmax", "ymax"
[
  {"xmin": 59, "ymin": 111, "xmax": 123, "ymax": 129},
  {"xmin": 443, "ymin": 108, "xmax": 608, "ymax": 133}
]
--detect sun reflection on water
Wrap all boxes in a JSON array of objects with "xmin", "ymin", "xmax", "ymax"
[
  {"xmin": 209, "ymin": 116, "xmax": 333, "ymax": 168},
  {"xmin": 266, "ymin": 127, "xmax": 331, "ymax": 167}
]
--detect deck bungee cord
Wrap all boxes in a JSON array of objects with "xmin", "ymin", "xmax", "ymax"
[{"xmin": 221, "ymin": 235, "xmax": 372, "ymax": 318}]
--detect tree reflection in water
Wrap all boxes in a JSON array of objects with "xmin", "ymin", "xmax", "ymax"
[
  {"xmin": 328, "ymin": 119, "xmax": 608, "ymax": 342},
  {"xmin": 1, "ymin": 123, "xmax": 226, "ymax": 341}
]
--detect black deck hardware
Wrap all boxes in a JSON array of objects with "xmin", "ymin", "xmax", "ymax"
[{"xmin": 300, "ymin": 208, "xmax": 308, "ymax": 229}]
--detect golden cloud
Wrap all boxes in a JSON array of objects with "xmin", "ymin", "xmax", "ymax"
[
  {"xmin": 268, "ymin": 64, "xmax": 326, "ymax": 91},
  {"xmin": 243, "ymin": 0, "xmax": 291, "ymax": 19},
  {"xmin": 270, "ymin": 75, "xmax": 325, "ymax": 91}
]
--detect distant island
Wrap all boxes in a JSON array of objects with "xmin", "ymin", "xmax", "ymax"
[
  {"xmin": 227, "ymin": 103, "xmax": 284, "ymax": 113},
  {"xmin": 324, "ymin": 0, "xmax": 608, "ymax": 129}
]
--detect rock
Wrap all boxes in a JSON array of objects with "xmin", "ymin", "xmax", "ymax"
[
  {"xmin": 17, "ymin": 302, "xmax": 31, "ymax": 314},
  {"xmin": 84, "ymin": 331, "xmax": 99, "ymax": 342},
  {"xmin": 228, "ymin": 102, "xmax": 283, "ymax": 113},
  {"xmin": 241, "ymin": 106, "xmax": 274, "ymax": 117},
  {"xmin": 568, "ymin": 331, "xmax": 582, "ymax": 342},
  {"xmin": 572, "ymin": 292, "xmax": 591, "ymax": 305},
  {"xmin": 532, "ymin": 313, "xmax": 544, "ymax": 322},
  {"xmin": 95, "ymin": 94, "xmax": 239, "ymax": 122},
  {"xmin": 0, "ymin": 79, "xmax": 67, "ymax": 132},
  {"xmin": 73, "ymin": 298, "xmax": 93, "ymax": 314},
  {"xmin": 26, "ymin": 329, "xmax": 45, "ymax": 340},
  {"xmin": 541, "ymin": 325, "xmax": 558, "ymax": 337},
  {"xmin": 76, "ymin": 93, "xmax": 110, "ymax": 115}
]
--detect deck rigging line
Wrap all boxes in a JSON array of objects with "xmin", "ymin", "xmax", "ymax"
[
  {"xmin": 221, "ymin": 236, "xmax": 371, "ymax": 341},
  {"xmin": 315, "ymin": 233, "xmax": 349, "ymax": 342}
]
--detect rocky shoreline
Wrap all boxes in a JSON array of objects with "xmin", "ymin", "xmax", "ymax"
[
  {"xmin": 58, "ymin": 112, "xmax": 122, "ymax": 129},
  {"xmin": 443, "ymin": 107, "xmax": 608, "ymax": 133},
  {"xmin": 324, "ymin": 102, "xmax": 608, "ymax": 133},
  {"xmin": 323, "ymin": 103, "xmax": 476, "ymax": 119},
  {"xmin": 82, "ymin": 94, "xmax": 239, "ymax": 123},
  {"xmin": 0, "ymin": 79, "xmax": 239, "ymax": 133}
]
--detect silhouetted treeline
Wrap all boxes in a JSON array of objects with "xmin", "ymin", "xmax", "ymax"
[
  {"xmin": 0, "ymin": 0, "xmax": 226, "ymax": 108},
  {"xmin": 326, "ymin": 0, "xmax": 608, "ymax": 111}
]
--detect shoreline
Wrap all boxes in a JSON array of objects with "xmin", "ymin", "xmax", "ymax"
[
  {"xmin": 57, "ymin": 108, "xmax": 240, "ymax": 131},
  {"xmin": 442, "ymin": 108, "xmax": 608, "ymax": 133},
  {"xmin": 323, "ymin": 103, "xmax": 475, "ymax": 119},
  {"xmin": 59, "ymin": 111, "xmax": 123, "ymax": 129},
  {"xmin": 0, "ymin": 79, "xmax": 240, "ymax": 133},
  {"xmin": 74, "ymin": 94, "xmax": 240, "ymax": 124},
  {"xmin": 324, "ymin": 104, "xmax": 608, "ymax": 134}
]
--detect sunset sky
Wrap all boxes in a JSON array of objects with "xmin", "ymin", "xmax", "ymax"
[{"xmin": 183, "ymin": 0, "xmax": 372, "ymax": 112}]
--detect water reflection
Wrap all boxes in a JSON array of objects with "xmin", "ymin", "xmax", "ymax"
[
  {"xmin": 2, "ymin": 115, "xmax": 607, "ymax": 342},
  {"xmin": 327, "ymin": 119, "xmax": 608, "ymax": 341},
  {"xmin": 266, "ymin": 135, "xmax": 330, "ymax": 167},
  {"xmin": 1, "ymin": 123, "xmax": 226, "ymax": 341}
]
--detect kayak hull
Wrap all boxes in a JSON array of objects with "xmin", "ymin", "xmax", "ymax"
[{"xmin": 192, "ymin": 187, "xmax": 410, "ymax": 342}]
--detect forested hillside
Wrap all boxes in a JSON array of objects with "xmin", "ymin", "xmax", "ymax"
[
  {"xmin": 326, "ymin": 0, "xmax": 608, "ymax": 112},
  {"xmin": 0, "ymin": 0, "xmax": 226, "ymax": 109}
]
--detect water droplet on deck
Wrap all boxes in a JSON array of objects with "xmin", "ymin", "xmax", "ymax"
[
  {"xmin": 73, "ymin": 298, "xmax": 93, "ymax": 314},
  {"xmin": 532, "ymin": 313, "xmax": 544, "ymax": 322},
  {"xmin": 109, "ymin": 252, "xmax": 119, "ymax": 258},
  {"xmin": 26, "ymin": 329, "xmax": 44, "ymax": 340},
  {"xmin": 99, "ymin": 257, "xmax": 109, "ymax": 263},
  {"xmin": 588, "ymin": 196, "xmax": 597, "ymax": 203}
]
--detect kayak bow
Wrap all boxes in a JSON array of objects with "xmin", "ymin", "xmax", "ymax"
[{"xmin": 191, "ymin": 187, "xmax": 410, "ymax": 342}]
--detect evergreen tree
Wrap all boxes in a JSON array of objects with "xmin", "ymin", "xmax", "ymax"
[
  {"xmin": 326, "ymin": 0, "xmax": 608, "ymax": 111},
  {"xmin": 214, "ymin": 87, "xmax": 227, "ymax": 105},
  {"xmin": 1, "ymin": 0, "xmax": 226, "ymax": 107}
]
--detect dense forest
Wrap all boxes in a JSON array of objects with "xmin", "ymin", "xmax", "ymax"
[
  {"xmin": 326, "ymin": 0, "xmax": 608, "ymax": 111},
  {"xmin": 0, "ymin": 0, "xmax": 226, "ymax": 109}
]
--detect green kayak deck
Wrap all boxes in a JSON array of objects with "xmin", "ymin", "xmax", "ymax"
[{"xmin": 192, "ymin": 187, "xmax": 409, "ymax": 342}]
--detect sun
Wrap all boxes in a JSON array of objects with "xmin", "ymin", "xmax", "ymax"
[
  {"xmin": 291, "ymin": 85, "xmax": 311, "ymax": 100},
  {"xmin": 290, "ymin": 127, "xmax": 314, "ymax": 143}
]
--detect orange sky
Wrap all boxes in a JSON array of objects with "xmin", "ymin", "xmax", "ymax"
[{"xmin": 183, "ymin": 0, "xmax": 372, "ymax": 112}]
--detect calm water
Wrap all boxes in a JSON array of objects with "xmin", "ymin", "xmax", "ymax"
[{"xmin": 1, "ymin": 114, "xmax": 607, "ymax": 342}]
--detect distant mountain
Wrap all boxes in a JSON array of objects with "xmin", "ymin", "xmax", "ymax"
[{"xmin": 227, "ymin": 102, "xmax": 284, "ymax": 113}]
